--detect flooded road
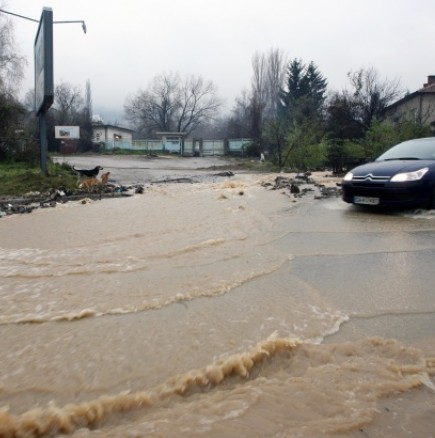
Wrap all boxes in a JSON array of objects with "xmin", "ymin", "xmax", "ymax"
[{"xmin": 0, "ymin": 156, "xmax": 434, "ymax": 437}]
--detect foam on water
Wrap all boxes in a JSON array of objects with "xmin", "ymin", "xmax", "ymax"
[{"xmin": 0, "ymin": 337, "xmax": 433, "ymax": 437}]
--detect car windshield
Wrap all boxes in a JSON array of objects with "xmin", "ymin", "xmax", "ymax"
[{"xmin": 376, "ymin": 137, "xmax": 435, "ymax": 161}]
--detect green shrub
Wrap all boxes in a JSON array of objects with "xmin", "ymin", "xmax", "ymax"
[{"xmin": 0, "ymin": 161, "xmax": 78, "ymax": 196}]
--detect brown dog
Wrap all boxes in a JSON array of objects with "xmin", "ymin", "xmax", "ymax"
[
  {"xmin": 79, "ymin": 172, "xmax": 111, "ymax": 192},
  {"xmin": 79, "ymin": 177, "xmax": 99, "ymax": 191},
  {"xmin": 101, "ymin": 172, "xmax": 111, "ymax": 185}
]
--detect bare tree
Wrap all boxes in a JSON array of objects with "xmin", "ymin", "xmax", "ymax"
[
  {"xmin": 348, "ymin": 67, "xmax": 402, "ymax": 129},
  {"xmin": 0, "ymin": 10, "xmax": 26, "ymax": 97},
  {"xmin": 251, "ymin": 48, "xmax": 287, "ymax": 119},
  {"xmin": 52, "ymin": 81, "xmax": 84, "ymax": 125},
  {"xmin": 227, "ymin": 89, "xmax": 252, "ymax": 138},
  {"xmin": 125, "ymin": 72, "xmax": 221, "ymax": 136},
  {"xmin": 125, "ymin": 73, "xmax": 183, "ymax": 134},
  {"xmin": 251, "ymin": 52, "xmax": 268, "ymax": 108},
  {"xmin": 176, "ymin": 75, "xmax": 221, "ymax": 133},
  {"xmin": 265, "ymin": 48, "xmax": 287, "ymax": 118},
  {"xmin": 250, "ymin": 52, "xmax": 267, "ymax": 139},
  {"xmin": 250, "ymin": 49, "xmax": 288, "ymax": 145},
  {"xmin": 0, "ymin": 10, "xmax": 29, "ymax": 160}
]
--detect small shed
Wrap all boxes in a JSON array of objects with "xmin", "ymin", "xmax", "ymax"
[{"xmin": 156, "ymin": 132, "xmax": 188, "ymax": 154}]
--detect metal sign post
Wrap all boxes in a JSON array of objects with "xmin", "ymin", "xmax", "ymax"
[{"xmin": 34, "ymin": 7, "xmax": 54, "ymax": 174}]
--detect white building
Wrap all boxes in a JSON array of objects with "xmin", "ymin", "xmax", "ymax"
[{"xmin": 91, "ymin": 124, "xmax": 135, "ymax": 150}]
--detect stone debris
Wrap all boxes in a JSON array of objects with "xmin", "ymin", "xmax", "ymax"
[
  {"xmin": 262, "ymin": 174, "xmax": 342, "ymax": 200},
  {"xmin": 317, "ymin": 184, "xmax": 341, "ymax": 198},
  {"xmin": 0, "ymin": 184, "xmax": 145, "ymax": 218}
]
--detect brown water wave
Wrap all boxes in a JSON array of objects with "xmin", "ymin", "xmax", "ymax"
[
  {"xmin": 0, "ymin": 251, "xmax": 287, "ymax": 324},
  {"xmin": 0, "ymin": 337, "xmax": 433, "ymax": 438},
  {"xmin": 0, "ymin": 179, "xmax": 292, "ymax": 325},
  {"xmin": 0, "ymin": 238, "xmax": 233, "ymax": 278}
]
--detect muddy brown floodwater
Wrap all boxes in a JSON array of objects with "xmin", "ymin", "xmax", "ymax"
[{"xmin": 0, "ymin": 156, "xmax": 434, "ymax": 437}]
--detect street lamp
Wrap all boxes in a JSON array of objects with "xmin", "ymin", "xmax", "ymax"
[
  {"xmin": 0, "ymin": 9, "xmax": 87, "ymax": 33},
  {"xmin": 0, "ymin": 8, "xmax": 86, "ymax": 173},
  {"xmin": 55, "ymin": 20, "xmax": 87, "ymax": 34}
]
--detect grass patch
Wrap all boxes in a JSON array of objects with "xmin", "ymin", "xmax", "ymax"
[{"xmin": 0, "ymin": 161, "xmax": 78, "ymax": 197}]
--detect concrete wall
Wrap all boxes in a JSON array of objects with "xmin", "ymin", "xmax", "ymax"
[
  {"xmin": 386, "ymin": 94, "xmax": 435, "ymax": 126},
  {"xmin": 106, "ymin": 138, "xmax": 253, "ymax": 157}
]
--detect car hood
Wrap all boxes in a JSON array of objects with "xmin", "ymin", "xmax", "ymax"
[{"xmin": 350, "ymin": 160, "xmax": 435, "ymax": 177}]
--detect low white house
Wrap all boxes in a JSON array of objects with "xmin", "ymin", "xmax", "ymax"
[{"xmin": 91, "ymin": 124, "xmax": 134, "ymax": 149}]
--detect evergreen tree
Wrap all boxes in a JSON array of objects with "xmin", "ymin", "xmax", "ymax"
[
  {"xmin": 280, "ymin": 59, "xmax": 327, "ymax": 124},
  {"xmin": 304, "ymin": 61, "xmax": 328, "ymax": 111},
  {"xmin": 280, "ymin": 58, "xmax": 306, "ymax": 113},
  {"xmin": 277, "ymin": 59, "xmax": 328, "ymax": 169}
]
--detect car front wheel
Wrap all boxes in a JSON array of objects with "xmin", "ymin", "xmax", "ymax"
[{"xmin": 427, "ymin": 187, "xmax": 435, "ymax": 210}]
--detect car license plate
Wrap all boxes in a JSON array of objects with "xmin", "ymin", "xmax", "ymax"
[{"xmin": 354, "ymin": 196, "xmax": 380, "ymax": 205}]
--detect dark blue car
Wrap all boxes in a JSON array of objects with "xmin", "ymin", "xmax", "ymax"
[{"xmin": 342, "ymin": 137, "xmax": 435, "ymax": 209}]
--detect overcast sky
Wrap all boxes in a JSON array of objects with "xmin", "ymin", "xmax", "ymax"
[{"xmin": 5, "ymin": 0, "xmax": 435, "ymax": 123}]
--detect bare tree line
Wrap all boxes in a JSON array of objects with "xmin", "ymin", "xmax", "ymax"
[{"xmin": 1, "ymin": 8, "xmax": 433, "ymax": 166}]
